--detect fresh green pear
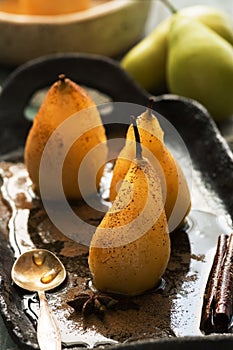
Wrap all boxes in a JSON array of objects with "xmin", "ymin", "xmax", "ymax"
[
  {"xmin": 122, "ymin": 18, "xmax": 169, "ymax": 94},
  {"xmin": 167, "ymin": 15, "xmax": 233, "ymax": 121},
  {"xmin": 180, "ymin": 6, "xmax": 233, "ymax": 45},
  {"xmin": 121, "ymin": 5, "xmax": 233, "ymax": 95}
]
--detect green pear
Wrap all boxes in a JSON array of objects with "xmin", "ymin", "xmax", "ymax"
[
  {"xmin": 181, "ymin": 6, "xmax": 233, "ymax": 44},
  {"xmin": 122, "ymin": 18, "xmax": 169, "ymax": 94},
  {"xmin": 167, "ymin": 15, "xmax": 233, "ymax": 121},
  {"xmin": 121, "ymin": 5, "xmax": 233, "ymax": 94}
]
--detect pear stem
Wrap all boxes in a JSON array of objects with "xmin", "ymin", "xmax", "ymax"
[
  {"xmin": 147, "ymin": 97, "xmax": 155, "ymax": 118},
  {"xmin": 131, "ymin": 116, "xmax": 143, "ymax": 161},
  {"xmin": 161, "ymin": 0, "xmax": 177, "ymax": 14},
  {"xmin": 58, "ymin": 74, "xmax": 66, "ymax": 83}
]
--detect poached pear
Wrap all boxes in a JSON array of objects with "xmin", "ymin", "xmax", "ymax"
[
  {"xmin": 167, "ymin": 15, "xmax": 233, "ymax": 121},
  {"xmin": 24, "ymin": 74, "xmax": 108, "ymax": 200},
  {"xmin": 88, "ymin": 120, "xmax": 170, "ymax": 295},
  {"xmin": 110, "ymin": 107, "xmax": 191, "ymax": 231}
]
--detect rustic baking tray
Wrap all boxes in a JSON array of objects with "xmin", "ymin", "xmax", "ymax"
[{"xmin": 0, "ymin": 53, "xmax": 233, "ymax": 350}]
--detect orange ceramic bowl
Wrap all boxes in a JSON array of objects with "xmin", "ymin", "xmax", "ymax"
[{"xmin": 0, "ymin": 0, "xmax": 152, "ymax": 66}]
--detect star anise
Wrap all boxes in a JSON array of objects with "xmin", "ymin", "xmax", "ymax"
[
  {"xmin": 67, "ymin": 290, "xmax": 139, "ymax": 321},
  {"xmin": 67, "ymin": 291, "xmax": 118, "ymax": 320}
]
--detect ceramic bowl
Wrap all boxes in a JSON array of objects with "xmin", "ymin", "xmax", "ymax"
[{"xmin": 0, "ymin": 0, "xmax": 151, "ymax": 66}]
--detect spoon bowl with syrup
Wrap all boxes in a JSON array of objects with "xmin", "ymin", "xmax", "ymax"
[{"xmin": 11, "ymin": 248, "xmax": 66, "ymax": 350}]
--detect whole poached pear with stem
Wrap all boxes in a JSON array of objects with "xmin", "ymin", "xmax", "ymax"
[
  {"xmin": 167, "ymin": 15, "xmax": 233, "ymax": 121},
  {"xmin": 24, "ymin": 74, "xmax": 108, "ymax": 200},
  {"xmin": 88, "ymin": 118, "xmax": 170, "ymax": 296},
  {"xmin": 110, "ymin": 102, "xmax": 191, "ymax": 232},
  {"xmin": 121, "ymin": 1, "xmax": 233, "ymax": 98}
]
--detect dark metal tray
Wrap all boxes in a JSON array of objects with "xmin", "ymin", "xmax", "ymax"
[{"xmin": 0, "ymin": 53, "xmax": 233, "ymax": 350}]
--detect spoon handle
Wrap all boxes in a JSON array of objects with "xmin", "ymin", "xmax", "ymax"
[{"xmin": 37, "ymin": 291, "xmax": 61, "ymax": 350}]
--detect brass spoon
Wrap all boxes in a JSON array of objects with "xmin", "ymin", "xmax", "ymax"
[{"xmin": 11, "ymin": 249, "xmax": 66, "ymax": 350}]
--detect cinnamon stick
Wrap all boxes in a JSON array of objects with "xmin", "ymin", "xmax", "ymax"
[
  {"xmin": 200, "ymin": 234, "xmax": 228, "ymax": 333},
  {"xmin": 214, "ymin": 233, "xmax": 233, "ymax": 332}
]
